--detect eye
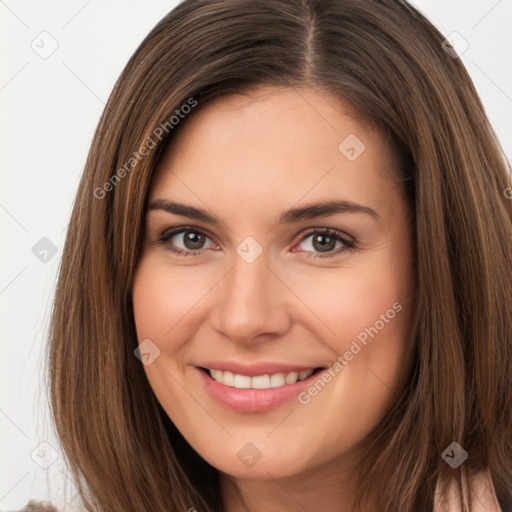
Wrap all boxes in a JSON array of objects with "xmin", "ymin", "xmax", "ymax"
[
  {"xmin": 158, "ymin": 227, "xmax": 217, "ymax": 257},
  {"xmin": 294, "ymin": 228, "xmax": 355, "ymax": 259},
  {"xmin": 157, "ymin": 226, "xmax": 356, "ymax": 259}
]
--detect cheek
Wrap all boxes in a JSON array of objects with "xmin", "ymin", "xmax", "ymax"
[
  {"xmin": 285, "ymin": 250, "xmax": 415, "ymax": 412},
  {"xmin": 131, "ymin": 259, "xmax": 213, "ymax": 346},
  {"xmin": 131, "ymin": 259, "xmax": 206, "ymax": 419},
  {"xmin": 133, "ymin": 248, "xmax": 414, "ymax": 362},
  {"xmin": 288, "ymin": 261, "xmax": 411, "ymax": 354}
]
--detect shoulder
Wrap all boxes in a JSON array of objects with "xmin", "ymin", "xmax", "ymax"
[
  {"xmin": 433, "ymin": 468, "xmax": 502, "ymax": 512},
  {"xmin": 21, "ymin": 502, "xmax": 60, "ymax": 511}
]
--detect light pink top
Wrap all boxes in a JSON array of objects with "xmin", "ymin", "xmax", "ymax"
[{"xmin": 433, "ymin": 468, "xmax": 502, "ymax": 511}]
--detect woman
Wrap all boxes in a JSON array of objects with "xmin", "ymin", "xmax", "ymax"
[{"xmin": 47, "ymin": 0, "xmax": 512, "ymax": 511}]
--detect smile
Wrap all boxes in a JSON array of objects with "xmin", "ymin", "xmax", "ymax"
[
  {"xmin": 196, "ymin": 364, "xmax": 326, "ymax": 412},
  {"xmin": 206, "ymin": 368, "xmax": 316, "ymax": 389}
]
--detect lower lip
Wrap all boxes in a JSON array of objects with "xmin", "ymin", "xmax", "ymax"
[{"xmin": 197, "ymin": 367, "xmax": 321, "ymax": 413}]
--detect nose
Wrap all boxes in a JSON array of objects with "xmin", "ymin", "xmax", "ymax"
[{"xmin": 209, "ymin": 250, "xmax": 292, "ymax": 344}]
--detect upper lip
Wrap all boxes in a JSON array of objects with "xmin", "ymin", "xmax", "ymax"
[{"xmin": 198, "ymin": 361, "xmax": 323, "ymax": 377}]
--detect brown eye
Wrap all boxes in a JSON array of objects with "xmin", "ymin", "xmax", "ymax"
[
  {"xmin": 310, "ymin": 233, "xmax": 337, "ymax": 252},
  {"xmin": 158, "ymin": 228, "xmax": 217, "ymax": 257},
  {"xmin": 296, "ymin": 229, "xmax": 355, "ymax": 259},
  {"xmin": 180, "ymin": 231, "xmax": 206, "ymax": 250}
]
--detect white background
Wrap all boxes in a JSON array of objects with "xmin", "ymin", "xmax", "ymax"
[{"xmin": 1, "ymin": 1, "xmax": 511, "ymax": 510}]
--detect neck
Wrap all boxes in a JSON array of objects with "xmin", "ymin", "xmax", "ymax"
[{"xmin": 220, "ymin": 452, "xmax": 376, "ymax": 512}]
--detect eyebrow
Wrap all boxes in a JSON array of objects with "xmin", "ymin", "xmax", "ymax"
[{"xmin": 147, "ymin": 198, "xmax": 381, "ymax": 226}]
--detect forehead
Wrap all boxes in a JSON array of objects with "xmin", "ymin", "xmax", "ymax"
[{"xmin": 149, "ymin": 86, "xmax": 401, "ymax": 224}]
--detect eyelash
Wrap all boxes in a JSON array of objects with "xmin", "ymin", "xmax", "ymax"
[{"xmin": 157, "ymin": 226, "xmax": 356, "ymax": 259}]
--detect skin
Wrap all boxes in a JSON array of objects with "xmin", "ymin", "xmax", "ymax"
[{"xmin": 132, "ymin": 86, "xmax": 416, "ymax": 512}]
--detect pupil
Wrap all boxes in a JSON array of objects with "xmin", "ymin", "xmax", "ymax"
[
  {"xmin": 312, "ymin": 234, "xmax": 335, "ymax": 252},
  {"xmin": 184, "ymin": 231, "xmax": 204, "ymax": 250}
]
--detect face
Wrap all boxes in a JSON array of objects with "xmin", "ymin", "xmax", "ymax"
[{"xmin": 132, "ymin": 86, "xmax": 416, "ymax": 483}]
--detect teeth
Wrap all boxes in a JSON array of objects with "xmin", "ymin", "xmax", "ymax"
[
  {"xmin": 270, "ymin": 373, "xmax": 285, "ymax": 388},
  {"xmin": 285, "ymin": 371, "xmax": 298, "ymax": 384},
  {"xmin": 251, "ymin": 374, "xmax": 271, "ymax": 389},
  {"xmin": 208, "ymin": 368, "xmax": 315, "ymax": 389},
  {"xmin": 299, "ymin": 369, "xmax": 314, "ymax": 380},
  {"xmin": 223, "ymin": 371, "xmax": 235, "ymax": 386},
  {"xmin": 233, "ymin": 374, "xmax": 251, "ymax": 388}
]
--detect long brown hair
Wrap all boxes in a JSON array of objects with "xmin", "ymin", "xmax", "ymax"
[{"xmin": 48, "ymin": 0, "xmax": 512, "ymax": 510}]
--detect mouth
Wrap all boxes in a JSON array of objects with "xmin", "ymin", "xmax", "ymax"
[
  {"xmin": 199, "ymin": 366, "xmax": 325, "ymax": 389},
  {"xmin": 196, "ymin": 365, "xmax": 327, "ymax": 412}
]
